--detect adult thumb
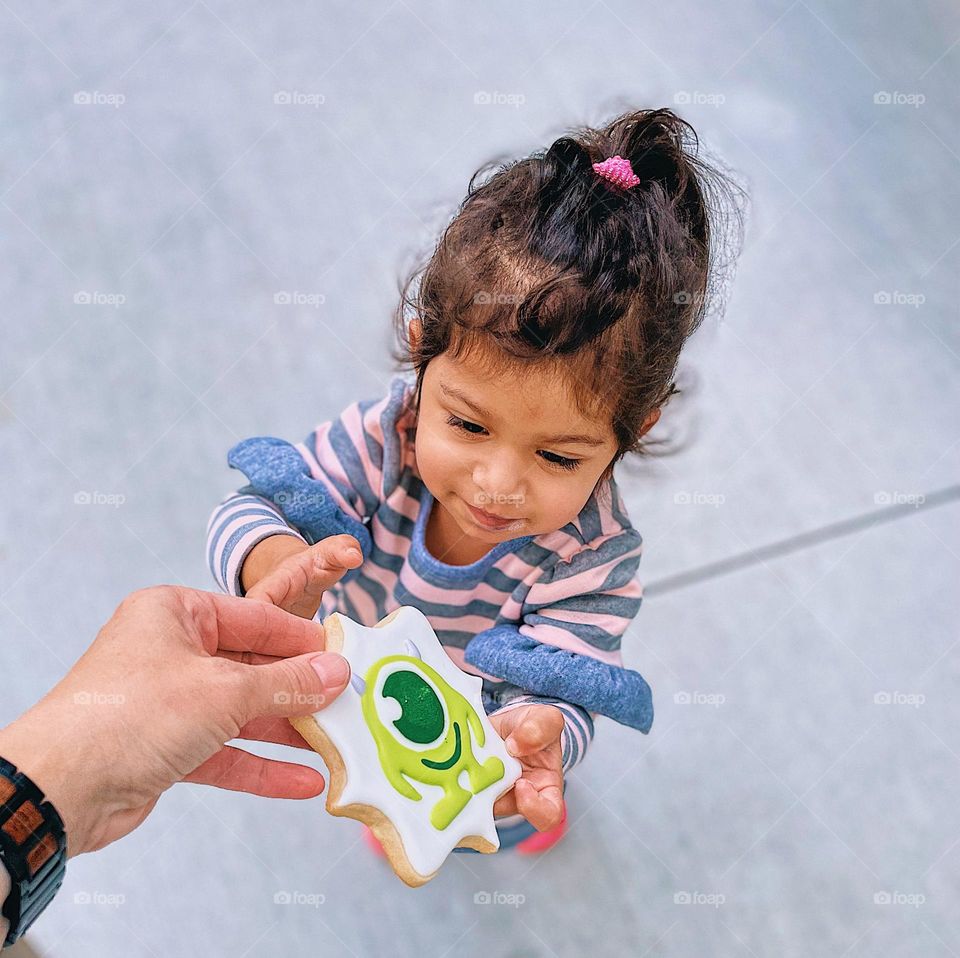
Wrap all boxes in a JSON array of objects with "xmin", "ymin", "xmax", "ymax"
[{"xmin": 244, "ymin": 650, "xmax": 352, "ymax": 719}]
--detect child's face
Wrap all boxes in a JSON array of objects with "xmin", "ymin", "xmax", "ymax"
[{"xmin": 412, "ymin": 342, "xmax": 621, "ymax": 547}]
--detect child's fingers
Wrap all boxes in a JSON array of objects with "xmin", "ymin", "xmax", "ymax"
[
  {"xmin": 514, "ymin": 778, "xmax": 565, "ymax": 832},
  {"xmin": 247, "ymin": 535, "xmax": 362, "ymax": 616},
  {"xmin": 505, "ymin": 705, "xmax": 565, "ymax": 756},
  {"xmin": 307, "ymin": 535, "xmax": 363, "ymax": 579},
  {"xmin": 493, "ymin": 790, "xmax": 518, "ymax": 818},
  {"xmin": 493, "ymin": 765, "xmax": 563, "ymax": 820},
  {"xmin": 246, "ymin": 560, "xmax": 310, "ymax": 609}
]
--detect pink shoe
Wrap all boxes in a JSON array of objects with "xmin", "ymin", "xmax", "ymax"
[
  {"xmin": 516, "ymin": 805, "xmax": 567, "ymax": 855},
  {"xmin": 362, "ymin": 824, "xmax": 386, "ymax": 858}
]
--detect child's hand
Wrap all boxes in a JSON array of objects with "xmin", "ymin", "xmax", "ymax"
[
  {"xmin": 244, "ymin": 533, "xmax": 363, "ymax": 619},
  {"xmin": 490, "ymin": 703, "xmax": 565, "ymax": 831}
]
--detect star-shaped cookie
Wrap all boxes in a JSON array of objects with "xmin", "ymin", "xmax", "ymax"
[{"xmin": 290, "ymin": 605, "xmax": 523, "ymax": 886}]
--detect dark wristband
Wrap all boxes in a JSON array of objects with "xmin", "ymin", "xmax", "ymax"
[{"xmin": 0, "ymin": 756, "xmax": 67, "ymax": 946}]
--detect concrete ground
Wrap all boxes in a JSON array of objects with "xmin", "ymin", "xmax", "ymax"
[{"xmin": 1, "ymin": 1, "xmax": 958, "ymax": 955}]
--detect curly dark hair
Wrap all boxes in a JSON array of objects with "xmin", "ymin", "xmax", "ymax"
[{"xmin": 391, "ymin": 107, "xmax": 746, "ymax": 489}]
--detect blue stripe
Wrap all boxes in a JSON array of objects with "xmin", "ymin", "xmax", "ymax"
[
  {"xmin": 219, "ymin": 517, "xmax": 292, "ymax": 592},
  {"xmin": 207, "ymin": 500, "xmax": 292, "ymax": 574},
  {"xmin": 379, "ymin": 378, "xmax": 411, "ymax": 499},
  {"xmin": 326, "ymin": 416, "xmax": 379, "ymax": 517},
  {"xmin": 521, "ymin": 612, "xmax": 624, "ymax": 652},
  {"xmin": 577, "ymin": 495, "xmax": 603, "ymax": 543},
  {"xmin": 548, "ymin": 530, "xmax": 642, "ymax": 583}
]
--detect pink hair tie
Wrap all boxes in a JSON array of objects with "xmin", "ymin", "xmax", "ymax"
[{"xmin": 592, "ymin": 155, "xmax": 640, "ymax": 189}]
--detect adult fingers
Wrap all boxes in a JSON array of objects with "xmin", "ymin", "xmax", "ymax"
[
  {"xmin": 183, "ymin": 745, "xmax": 325, "ymax": 799},
  {"xmin": 236, "ymin": 649, "xmax": 351, "ymax": 722},
  {"xmin": 236, "ymin": 715, "xmax": 315, "ymax": 751},
  {"xmin": 204, "ymin": 591, "xmax": 328, "ymax": 658},
  {"xmin": 216, "ymin": 649, "xmax": 282, "ymax": 666}
]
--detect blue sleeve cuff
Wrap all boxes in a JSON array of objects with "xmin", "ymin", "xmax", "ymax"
[
  {"xmin": 227, "ymin": 436, "xmax": 372, "ymax": 584},
  {"xmin": 465, "ymin": 624, "xmax": 654, "ymax": 733}
]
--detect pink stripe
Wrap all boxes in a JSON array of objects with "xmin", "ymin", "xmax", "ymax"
[
  {"xmin": 295, "ymin": 431, "xmax": 358, "ymax": 520},
  {"xmin": 533, "ymin": 606, "xmax": 635, "ymax": 637},
  {"xmin": 395, "ymin": 563, "xmax": 518, "ymax": 615},
  {"xmin": 387, "ymin": 491, "xmax": 421, "ymax": 523},
  {"xmin": 557, "ymin": 709, "xmax": 585, "ymax": 765},
  {"xmin": 401, "ymin": 568, "xmax": 486, "ymax": 610},
  {"xmin": 518, "ymin": 621, "xmax": 623, "ymax": 666},
  {"xmin": 526, "ymin": 556, "xmax": 642, "ymax": 606},
  {"xmin": 356, "ymin": 556, "xmax": 401, "ymax": 598},
  {"xmin": 341, "ymin": 399, "xmax": 384, "ymax": 498},
  {"xmin": 340, "ymin": 580, "xmax": 379, "ymax": 628},
  {"xmin": 557, "ymin": 703, "xmax": 589, "ymax": 754}
]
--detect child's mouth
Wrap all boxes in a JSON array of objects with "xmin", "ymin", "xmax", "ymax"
[{"xmin": 462, "ymin": 499, "xmax": 526, "ymax": 532}]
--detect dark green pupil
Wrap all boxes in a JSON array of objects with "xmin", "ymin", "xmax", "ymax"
[{"xmin": 381, "ymin": 669, "xmax": 444, "ymax": 744}]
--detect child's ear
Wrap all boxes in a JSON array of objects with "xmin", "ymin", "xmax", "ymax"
[
  {"xmin": 638, "ymin": 407, "xmax": 661, "ymax": 438},
  {"xmin": 409, "ymin": 317, "xmax": 422, "ymax": 351}
]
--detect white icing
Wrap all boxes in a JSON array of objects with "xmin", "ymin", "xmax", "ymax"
[{"xmin": 312, "ymin": 605, "xmax": 523, "ymax": 880}]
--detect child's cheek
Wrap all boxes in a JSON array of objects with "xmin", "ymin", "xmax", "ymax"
[{"xmin": 414, "ymin": 420, "xmax": 458, "ymax": 487}]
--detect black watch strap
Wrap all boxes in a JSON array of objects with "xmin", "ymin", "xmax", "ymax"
[{"xmin": 0, "ymin": 756, "xmax": 67, "ymax": 946}]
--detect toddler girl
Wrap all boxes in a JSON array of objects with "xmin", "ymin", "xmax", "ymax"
[{"xmin": 205, "ymin": 107, "xmax": 740, "ymax": 853}]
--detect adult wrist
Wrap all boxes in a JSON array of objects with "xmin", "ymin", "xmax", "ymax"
[
  {"xmin": 0, "ymin": 752, "xmax": 68, "ymax": 945},
  {"xmin": 0, "ymin": 709, "xmax": 100, "ymax": 861}
]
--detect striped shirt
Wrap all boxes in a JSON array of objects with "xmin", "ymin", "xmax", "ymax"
[{"xmin": 206, "ymin": 375, "xmax": 648, "ymax": 778}]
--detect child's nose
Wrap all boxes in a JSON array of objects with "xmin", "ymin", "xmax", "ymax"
[{"xmin": 472, "ymin": 458, "xmax": 525, "ymax": 507}]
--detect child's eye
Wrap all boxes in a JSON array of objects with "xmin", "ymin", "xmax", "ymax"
[
  {"xmin": 539, "ymin": 451, "xmax": 582, "ymax": 471},
  {"xmin": 446, "ymin": 415, "xmax": 582, "ymax": 471},
  {"xmin": 446, "ymin": 414, "xmax": 486, "ymax": 435}
]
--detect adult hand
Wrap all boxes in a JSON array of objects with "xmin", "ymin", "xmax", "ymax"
[{"xmin": 0, "ymin": 586, "xmax": 352, "ymax": 858}]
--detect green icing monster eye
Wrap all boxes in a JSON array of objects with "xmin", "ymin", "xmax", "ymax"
[{"xmin": 381, "ymin": 669, "xmax": 445, "ymax": 744}]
